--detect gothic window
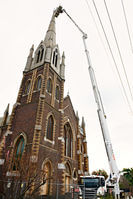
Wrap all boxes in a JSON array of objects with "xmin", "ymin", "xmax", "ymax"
[
  {"xmin": 34, "ymin": 76, "xmax": 42, "ymax": 91},
  {"xmin": 40, "ymin": 48, "xmax": 44, "ymax": 62},
  {"xmin": 46, "ymin": 115, "xmax": 54, "ymax": 141},
  {"xmin": 36, "ymin": 47, "xmax": 44, "ymax": 63},
  {"xmin": 41, "ymin": 161, "xmax": 52, "ymax": 195},
  {"xmin": 47, "ymin": 78, "xmax": 52, "ymax": 94},
  {"xmin": 64, "ymin": 123, "xmax": 73, "ymax": 158},
  {"xmin": 25, "ymin": 80, "xmax": 31, "ymax": 94},
  {"xmin": 52, "ymin": 49, "xmax": 58, "ymax": 67},
  {"xmin": 55, "ymin": 85, "xmax": 59, "ymax": 100},
  {"xmin": 12, "ymin": 136, "xmax": 25, "ymax": 171},
  {"xmin": 36, "ymin": 50, "xmax": 40, "ymax": 63}
]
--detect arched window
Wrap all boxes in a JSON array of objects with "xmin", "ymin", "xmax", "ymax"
[
  {"xmin": 41, "ymin": 161, "xmax": 52, "ymax": 195},
  {"xmin": 64, "ymin": 123, "xmax": 73, "ymax": 158},
  {"xmin": 34, "ymin": 76, "xmax": 42, "ymax": 91},
  {"xmin": 47, "ymin": 78, "xmax": 52, "ymax": 94},
  {"xmin": 36, "ymin": 47, "xmax": 44, "ymax": 63},
  {"xmin": 46, "ymin": 115, "xmax": 54, "ymax": 141},
  {"xmin": 40, "ymin": 48, "xmax": 44, "ymax": 62},
  {"xmin": 65, "ymin": 163, "xmax": 72, "ymax": 192},
  {"xmin": 52, "ymin": 49, "xmax": 58, "ymax": 67},
  {"xmin": 55, "ymin": 86, "xmax": 59, "ymax": 100},
  {"xmin": 25, "ymin": 80, "xmax": 31, "ymax": 94},
  {"xmin": 12, "ymin": 136, "xmax": 25, "ymax": 171},
  {"xmin": 36, "ymin": 50, "xmax": 40, "ymax": 63}
]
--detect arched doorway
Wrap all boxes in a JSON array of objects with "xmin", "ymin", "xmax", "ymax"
[
  {"xmin": 41, "ymin": 161, "xmax": 52, "ymax": 195},
  {"xmin": 65, "ymin": 163, "xmax": 72, "ymax": 192}
]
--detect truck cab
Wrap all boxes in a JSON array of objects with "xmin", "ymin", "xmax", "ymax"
[{"xmin": 79, "ymin": 175, "xmax": 105, "ymax": 199}]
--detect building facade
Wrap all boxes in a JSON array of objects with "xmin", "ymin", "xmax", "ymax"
[{"xmin": 0, "ymin": 9, "xmax": 89, "ymax": 197}]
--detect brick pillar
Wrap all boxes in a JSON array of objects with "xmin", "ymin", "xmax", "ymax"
[
  {"xmin": 58, "ymin": 80, "xmax": 65, "ymax": 195},
  {"xmin": 31, "ymin": 63, "xmax": 49, "ymax": 161}
]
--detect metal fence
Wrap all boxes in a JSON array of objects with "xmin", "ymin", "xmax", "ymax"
[{"xmin": 0, "ymin": 181, "xmax": 85, "ymax": 199}]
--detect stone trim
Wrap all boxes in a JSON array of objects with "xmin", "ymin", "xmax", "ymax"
[
  {"xmin": 0, "ymin": 159, "xmax": 5, "ymax": 165},
  {"xmin": 35, "ymin": 125, "xmax": 42, "ymax": 130}
]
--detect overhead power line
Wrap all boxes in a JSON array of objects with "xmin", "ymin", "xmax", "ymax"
[
  {"xmin": 103, "ymin": 0, "xmax": 133, "ymax": 103},
  {"xmin": 84, "ymin": 0, "xmax": 112, "ymax": 66},
  {"xmin": 121, "ymin": 0, "xmax": 133, "ymax": 53},
  {"xmin": 90, "ymin": 0, "xmax": 133, "ymax": 113}
]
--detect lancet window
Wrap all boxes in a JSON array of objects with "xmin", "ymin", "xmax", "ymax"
[
  {"xmin": 46, "ymin": 115, "xmax": 54, "ymax": 141},
  {"xmin": 64, "ymin": 123, "xmax": 73, "ymax": 158}
]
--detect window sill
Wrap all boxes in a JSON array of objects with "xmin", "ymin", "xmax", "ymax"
[{"xmin": 44, "ymin": 136, "xmax": 55, "ymax": 145}]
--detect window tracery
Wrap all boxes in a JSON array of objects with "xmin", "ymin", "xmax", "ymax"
[
  {"xmin": 12, "ymin": 136, "xmax": 25, "ymax": 171},
  {"xmin": 36, "ymin": 47, "xmax": 44, "ymax": 63},
  {"xmin": 52, "ymin": 49, "xmax": 58, "ymax": 67},
  {"xmin": 55, "ymin": 85, "xmax": 59, "ymax": 100},
  {"xmin": 25, "ymin": 80, "xmax": 31, "ymax": 95},
  {"xmin": 47, "ymin": 78, "xmax": 52, "ymax": 94},
  {"xmin": 64, "ymin": 123, "xmax": 73, "ymax": 158},
  {"xmin": 34, "ymin": 76, "xmax": 42, "ymax": 91}
]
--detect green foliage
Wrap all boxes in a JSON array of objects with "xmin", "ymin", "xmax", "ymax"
[
  {"xmin": 92, "ymin": 169, "xmax": 108, "ymax": 179},
  {"xmin": 123, "ymin": 168, "xmax": 133, "ymax": 186}
]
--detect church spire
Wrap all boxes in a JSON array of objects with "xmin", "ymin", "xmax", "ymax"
[
  {"xmin": 44, "ymin": 7, "xmax": 63, "ymax": 47},
  {"xmin": 44, "ymin": 11, "xmax": 56, "ymax": 47}
]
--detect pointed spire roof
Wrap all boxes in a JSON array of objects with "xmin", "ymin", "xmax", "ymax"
[
  {"xmin": 29, "ymin": 44, "xmax": 34, "ymax": 57},
  {"xmin": 76, "ymin": 111, "xmax": 79, "ymax": 121},
  {"xmin": 44, "ymin": 11, "xmax": 56, "ymax": 47},
  {"xmin": 1, "ymin": 104, "xmax": 9, "ymax": 126},
  {"xmin": 81, "ymin": 116, "xmax": 85, "ymax": 128},
  {"xmin": 4, "ymin": 104, "xmax": 9, "ymax": 115}
]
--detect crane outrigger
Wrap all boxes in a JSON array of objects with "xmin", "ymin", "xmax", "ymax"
[{"xmin": 54, "ymin": 6, "xmax": 120, "ymax": 199}]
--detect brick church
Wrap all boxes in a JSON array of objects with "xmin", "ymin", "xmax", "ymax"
[{"xmin": 0, "ymin": 8, "xmax": 89, "ymax": 197}]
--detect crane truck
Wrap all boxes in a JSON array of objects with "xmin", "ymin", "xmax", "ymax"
[{"xmin": 54, "ymin": 6, "xmax": 120, "ymax": 199}]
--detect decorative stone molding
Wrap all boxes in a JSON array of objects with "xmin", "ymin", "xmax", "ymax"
[
  {"xmin": 77, "ymin": 150, "xmax": 81, "ymax": 154},
  {"xmin": 0, "ymin": 159, "xmax": 5, "ymax": 165},
  {"xmin": 44, "ymin": 136, "xmax": 55, "ymax": 145},
  {"xmin": 40, "ymin": 94, "xmax": 45, "ymax": 99},
  {"xmin": 5, "ymin": 130, "xmax": 12, "ymax": 136},
  {"xmin": 83, "ymin": 139, "xmax": 87, "ymax": 143},
  {"xmin": 78, "ymin": 170, "xmax": 82, "ymax": 174},
  {"xmin": 77, "ymin": 134, "xmax": 81, "ymax": 138},
  {"xmin": 58, "ymin": 136, "xmax": 65, "ymax": 143},
  {"xmin": 13, "ymin": 102, "xmax": 21, "ymax": 108},
  {"xmin": 84, "ymin": 171, "xmax": 89, "ymax": 175},
  {"xmin": 58, "ymin": 109, "xmax": 64, "ymax": 114},
  {"xmin": 30, "ymin": 155, "xmax": 38, "ymax": 163},
  {"xmin": 84, "ymin": 154, "xmax": 88, "ymax": 158},
  {"xmin": 6, "ymin": 171, "xmax": 20, "ymax": 177},
  {"xmin": 35, "ymin": 125, "xmax": 42, "ymax": 130},
  {"xmin": 58, "ymin": 163, "xmax": 65, "ymax": 170}
]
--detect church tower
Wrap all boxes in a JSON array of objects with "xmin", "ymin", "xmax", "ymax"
[{"xmin": 0, "ymin": 8, "xmax": 89, "ymax": 198}]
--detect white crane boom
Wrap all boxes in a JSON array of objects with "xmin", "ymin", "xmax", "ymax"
[{"xmin": 54, "ymin": 6, "xmax": 120, "ymax": 198}]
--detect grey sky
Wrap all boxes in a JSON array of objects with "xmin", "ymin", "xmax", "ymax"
[{"xmin": 0, "ymin": 0, "xmax": 133, "ymax": 173}]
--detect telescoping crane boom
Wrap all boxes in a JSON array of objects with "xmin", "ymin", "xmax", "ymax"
[{"xmin": 55, "ymin": 6, "xmax": 120, "ymax": 199}]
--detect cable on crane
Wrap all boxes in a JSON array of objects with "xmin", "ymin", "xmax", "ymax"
[
  {"xmin": 103, "ymin": 0, "xmax": 133, "ymax": 103},
  {"xmin": 91, "ymin": 0, "xmax": 133, "ymax": 113},
  {"xmin": 121, "ymin": 0, "xmax": 133, "ymax": 53}
]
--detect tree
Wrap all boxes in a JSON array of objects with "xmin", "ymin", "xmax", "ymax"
[
  {"xmin": 0, "ymin": 155, "xmax": 51, "ymax": 199},
  {"xmin": 122, "ymin": 168, "xmax": 133, "ymax": 195},
  {"xmin": 123, "ymin": 168, "xmax": 133, "ymax": 186},
  {"xmin": 92, "ymin": 169, "xmax": 108, "ymax": 179}
]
